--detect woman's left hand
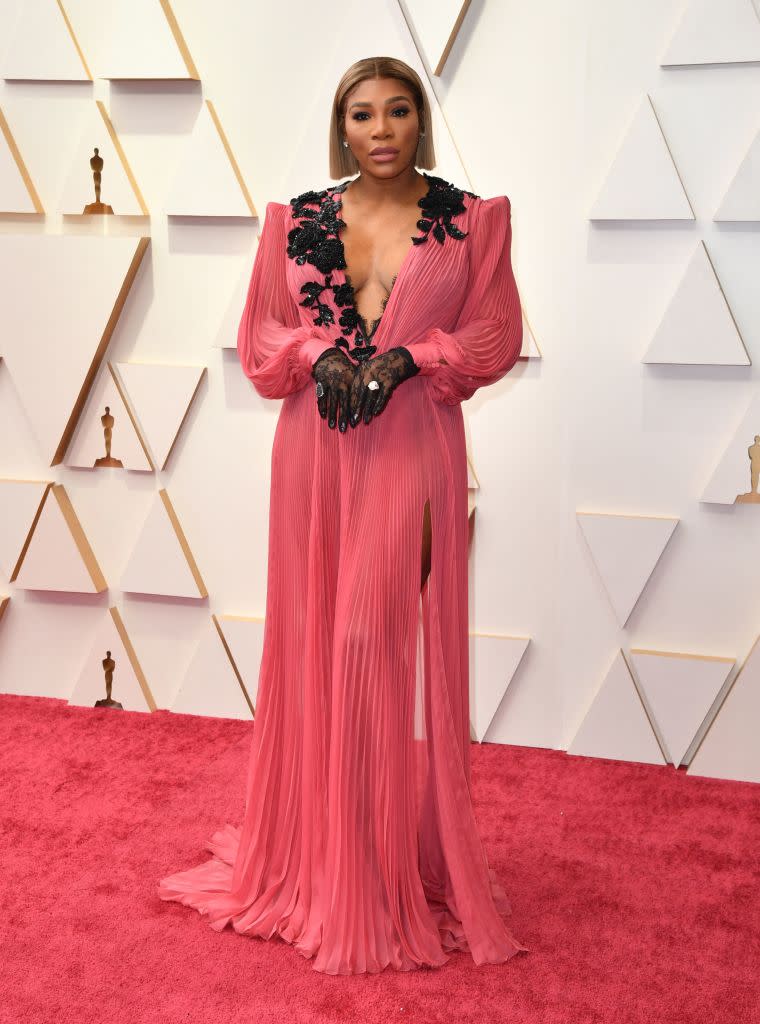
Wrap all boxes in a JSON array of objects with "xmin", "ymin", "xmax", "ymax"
[{"xmin": 348, "ymin": 347, "xmax": 420, "ymax": 426}]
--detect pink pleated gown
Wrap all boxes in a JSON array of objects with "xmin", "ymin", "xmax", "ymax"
[{"xmin": 158, "ymin": 173, "xmax": 527, "ymax": 975}]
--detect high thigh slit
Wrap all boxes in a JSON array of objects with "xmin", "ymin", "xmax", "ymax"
[
  {"xmin": 421, "ymin": 497, "xmax": 431, "ymax": 590},
  {"xmin": 158, "ymin": 174, "xmax": 526, "ymax": 974}
]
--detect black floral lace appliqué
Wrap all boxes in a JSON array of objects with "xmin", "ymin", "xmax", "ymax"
[{"xmin": 287, "ymin": 172, "xmax": 478, "ymax": 363}]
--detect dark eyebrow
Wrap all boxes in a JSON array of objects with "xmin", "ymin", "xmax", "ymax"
[{"xmin": 348, "ymin": 95, "xmax": 411, "ymax": 110}]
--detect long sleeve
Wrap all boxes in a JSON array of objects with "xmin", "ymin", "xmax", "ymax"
[
  {"xmin": 404, "ymin": 195, "xmax": 522, "ymax": 405},
  {"xmin": 237, "ymin": 201, "xmax": 335, "ymax": 399}
]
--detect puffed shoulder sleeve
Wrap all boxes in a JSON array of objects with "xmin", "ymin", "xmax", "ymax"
[
  {"xmin": 404, "ymin": 195, "xmax": 522, "ymax": 405},
  {"xmin": 237, "ymin": 201, "xmax": 335, "ymax": 399}
]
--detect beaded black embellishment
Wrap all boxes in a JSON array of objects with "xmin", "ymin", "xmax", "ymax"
[{"xmin": 287, "ymin": 172, "xmax": 478, "ymax": 363}]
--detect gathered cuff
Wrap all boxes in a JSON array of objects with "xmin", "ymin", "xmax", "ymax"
[
  {"xmin": 297, "ymin": 337, "xmax": 336, "ymax": 372},
  {"xmin": 407, "ymin": 335, "xmax": 445, "ymax": 371}
]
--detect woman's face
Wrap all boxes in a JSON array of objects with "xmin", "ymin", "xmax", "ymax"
[{"xmin": 342, "ymin": 77, "xmax": 421, "ymax": 178}]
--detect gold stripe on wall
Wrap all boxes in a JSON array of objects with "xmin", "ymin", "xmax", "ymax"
[
  {"xmin": 158, "ymin": 0, "xmax": 201, "ymax": 80},
  {"xmin": 52, "ymin": 484, "xmax": 108, "ymax": 592},
  {"xmin": 55, "ymin": 237, "xmax": 151, "ymax": 467},
  {"xmin": 96, "ymin": 101, "xmax": 149, "ymax": 216},
  {"xmin": 0, "ymin": 108, "xmax": 44, "ymax": 213},
  {"xmin": 205, "ymin": 100, "xmax": 257, "ymax": 217},
  {"xmin": 111, "ymin": 606, "xmax": 158, "ymax": 711},
  {"xmin": 56, "ymin": 0, "xmax": 93, "ymax": 80},
  {"xmin": 159, "ymin": 488, "xmax": 209, "ymax": 598}
]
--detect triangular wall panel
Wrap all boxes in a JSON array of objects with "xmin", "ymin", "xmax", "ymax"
[
  {"xmin": 567, "ymin": 649, "xmax": 667, "ymax": 765},
  {"xmin": 0, "ymin": 479, "xmax": 50, "ymax": 582},
  {"xmin": 97, "ymin": 0, "xmax": 199, "ymax": 80},
  {"xmin": 466, "ymin": 454, "xmax": 479, "ymax": 490},
  {"xmin": 216, "ymin": 614, "xmax": 265, "ymax": 710},
  {"xmin": 628, "ymin": 648, "xmax": 734, "ymax": 765},
  {"xmin": 58, "ymin": 101, "xmax": 148, "ymax": 216},
  {"xmin": 405, "ymin": 0, "xmax": 474, "ymax": 76},
  {"xmin": 715, "ymin": 128, "xmax": 760, "ymax": 222},
  {"xmin": 120, "ymin": 488, "xmax": 207, "ymax": 598},
  {"xmin": 115, "ymin": 362, "xmax": 205, "ymax": 470},
  {"xmin": 589, "ymin": 95, "xmax": 694, "ymax": 221},
  {"xmin": 577, "ymin": 511, "xmax": 679, "ymax": 625},
  {"xmin": 688, "ymin": 635, "xmax": 760, "ymax": 783},
  {"xmin": 0, "ymin": 107, "xmax": 43, "ymax": 213},
  {"xmin": 520, "ymin": 311, "xmax": 541, "ymax": 359},
  {"xmin": 700, "ymin": 392, "xmax": 760, "ymax": 505},
  {"xmin": 69, "ymin": 607, "xmax": 156, "ymax": 711},
  {"xmin": 642, "ymin": 242, "xmax": 749, "ymax": 365},
  {"xmin": 213, "ymin": 265, "xmax": 250, "ymax": 350},
  {"xmin": 165, "ymin": 100, "xmax": 255, "ymax": 218},
  {"xmin": 171, "ymin": 615, "xmax": 253, "ymax": 719},
  {"xmin": 1, "ymin": 0, "xmax": 91, "ymax": 81},
  {"xmin": 661, "ymin": 0, "xmax": 760, "ymax": 67},
  {"xmin": 65, "ymin": 363, "xmax": 154, "ymax": 472},
  {"xmin": 14, "ymin": 483, "xmax": 107, "ymax": 593},
  {"xmin": 0, "ymin": 234, "xmax": 149, "ymax": 465},
  {"xmin": 468, "ymin": 632, "xmax": 530, "ymax": 742}
]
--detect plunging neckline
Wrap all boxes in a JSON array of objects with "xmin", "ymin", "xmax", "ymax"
[{"xmin": 330, "ymin": 174, "xmax": 434, "ymax": 343}]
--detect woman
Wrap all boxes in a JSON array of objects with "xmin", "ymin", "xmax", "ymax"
[{"xmin": 158, "ymin": 56, "xmax": 527, "ymax": 976}]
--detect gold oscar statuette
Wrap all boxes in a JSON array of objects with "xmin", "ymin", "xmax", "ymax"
[
  {"xmin": 94, "ymin": 650, "xmax": 124, "ymax": 709},
  {"xmin": 736, "ymin": 434, "xmax": 760, "ymax": 504},
  {"xmin": 94, "ymin": 406, "xmax": 124, "ymax": 468},
  {"xmin": 83, "ymin": 147, "xmax": 114, "ymax": 215}
]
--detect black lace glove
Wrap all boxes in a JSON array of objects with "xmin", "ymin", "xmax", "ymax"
[
  {"xmin": 348, "ymin": 347, "xmax": 420, "ymax": 426},
  {"xmin": 311, "ymin": 347, "xmax": 357, "ymax": 431}
]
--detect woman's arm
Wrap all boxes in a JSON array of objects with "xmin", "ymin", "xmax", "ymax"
[
  {"xmin": 404, "ymin": 195, "xmax": 522, "ymax": 405},
  {"xmin": 237, "ymin": 201, "xmax": 335, "ymax": 399}
]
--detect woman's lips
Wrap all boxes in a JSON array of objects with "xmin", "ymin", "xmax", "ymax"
[{"xmin": 369, "ymin": 150, "xmax": 399, "ymax": 162}]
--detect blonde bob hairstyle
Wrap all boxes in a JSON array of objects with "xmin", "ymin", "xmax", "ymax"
[{"xmin": 329, "ymin": 57, "xmax": 436, "ymax": 180}]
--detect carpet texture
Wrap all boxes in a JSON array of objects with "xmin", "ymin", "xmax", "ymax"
[{"xmin": 1, "ymin": 692, "xmax": 758, "ymax": 1024}]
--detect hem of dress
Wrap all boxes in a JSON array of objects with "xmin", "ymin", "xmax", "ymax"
[{"xmin": 157, "ymin": 823, "xmax": 529, "ymax": 976}]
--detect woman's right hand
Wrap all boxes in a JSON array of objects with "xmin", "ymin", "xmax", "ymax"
[{"xmin": 311, "ymin": 347, "xmax": 357, "ymax": 431}]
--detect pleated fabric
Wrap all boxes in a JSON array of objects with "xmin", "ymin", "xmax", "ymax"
[{"xmin": 158, "ymin": 186, "xmax": 528, "ymax": 975}]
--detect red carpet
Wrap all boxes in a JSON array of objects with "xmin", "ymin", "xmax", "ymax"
[{"xmin": 2, "ymin": 692, "xmax": 758, "ymax": 1024}]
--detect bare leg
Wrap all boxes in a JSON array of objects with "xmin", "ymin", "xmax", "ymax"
[{"xmin": 420, "ymin": 498, "xmax": 431, "ymax": 591}]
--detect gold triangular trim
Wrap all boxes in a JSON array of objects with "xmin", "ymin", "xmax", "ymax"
[
  {"xmin": 158, "ymin": 0, "xmax": 200, "ymax": 80},
  {"xmin": 55, "ymin": 237, "xmax": 150, "ymax": 466},
  {"xmin": 93, "ymin": 100, "xmax": 149, "ymax": 215},
  {"xmin": 106, "ymin": 362, "xmax": 156, "ymax": 471},
  {"xmin": 110, "ymin": 606, "xmax": 157, "ymax": 711},
  {"xmin": 0, "ymin": 107, "xmax": 44, "ymax": 213},
  {"xmin": 56, "ymin": 0, "xmax": 93, "ymax": 80},
  {"xmin": 7, "ymin": 480, "xmax": 52, "ymax": 582},
  {"xmin": 205, "ymin": 100, "xmax": 256, "ymax": 217},
  {"xmin": 52, "ymin": 483, "xmax": 108, "ymax": 591},
  {"xmin": 212, "ymin": 613, "xmax": 255, "ymax": 716},
  {"xmin": 159, "ymin": 488, "xmax": 208, "ymax": 597}
]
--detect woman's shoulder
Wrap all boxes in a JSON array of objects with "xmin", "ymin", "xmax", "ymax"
[
  {"xmin": 262, "ymin": 187, "xmax": 335, "ymax": 226},
  {"xmin": 479, "ymin": 193, "xmax": 512, "ymax": 216},
  {"xmin": 422, "ymin": 175, "xmax": 511, "ymax": 220}
]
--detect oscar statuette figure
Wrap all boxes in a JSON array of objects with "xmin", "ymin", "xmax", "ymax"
[
  {"xmin": 94, "ymin": 650, "xmax": 123, "ymax": 709},
  {"xmin": 83, "ymin": 147, "xmax": 114, "ymax": 215},
  {"xmin": 94, "ymin": 406, "xmax": 124, "ymax": 468}
]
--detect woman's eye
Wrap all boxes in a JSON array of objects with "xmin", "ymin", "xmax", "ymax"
[{"xmin": 351, "ymin": 108, "xmax": 410, "ymax": 121}]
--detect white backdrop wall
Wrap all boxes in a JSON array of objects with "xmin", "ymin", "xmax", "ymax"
[{"xmin": 0, "ymin": 0, "xmax": 757, "ymax": 778}]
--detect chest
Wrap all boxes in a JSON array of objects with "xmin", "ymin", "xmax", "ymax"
[
  {"xmin": 340, "ymin": 204, "xmax": 425, "ymax": 296},
  {"xmin": 285, "ymin": 174, "xmax": 478, "ymax": 362}
]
